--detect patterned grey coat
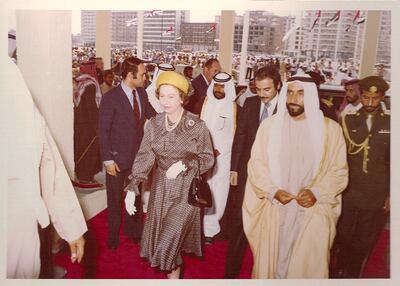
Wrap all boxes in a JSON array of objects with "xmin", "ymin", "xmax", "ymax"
[{"xmin": 128, "ymin": 110, "xmax": 214, "ymax": 271}]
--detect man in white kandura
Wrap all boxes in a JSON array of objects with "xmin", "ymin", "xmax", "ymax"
[
  {"xmin": 243, "ymin": 73, "xmax": 348, "ymax": 278},
  {"xmin": 201, "ymin": 72, "xmax": 237, "ymax": 244}
]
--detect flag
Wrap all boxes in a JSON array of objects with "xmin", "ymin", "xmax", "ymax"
[
  {"xmin": 125, "ymin": 18, "xmax": 137, "ymax": 27},
  {"xmin": 310, "ymin": 10, "xmax": 321, "ymax": 31},
  {"xmin": 162, "ymin": 26, "xmax": 174, "ymax": 36},
  {"xmin": 345, "ymin": 10, "xmax": 366, "ymax": 32},
  {"xmin": 206, "ymin": 24, "xmax": 216, "ymax": 33},
  {"xmin": 145, "ymin": 10, "xmax": 163, "ymax": 17},
  {"xmin": 325, "ymin": 10, "xmax": 340, "ymax": 27}
]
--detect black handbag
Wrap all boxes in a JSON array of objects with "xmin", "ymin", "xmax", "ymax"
[{"xmin": 188, "ymin": 160, "xmax": 212, "ymax": 208}]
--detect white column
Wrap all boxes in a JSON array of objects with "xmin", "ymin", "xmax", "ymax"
[
  {"xmin": 238, "ymin": 11, "xmax": 250, "ymax": 84},
  {"xmin": 16, "ymin": 10, "xmax": 74, "ymax": 177},
  {"xmin": 219, "ymin": 11, "xmax": 235, "ymax": 74},
  {"xmin": 136, "ymin": 11, "xmax": 144, "ymax": 58},
  {"xmin": 359, "ymin": 11, "xmax": 381, "ymax": 78},
  {"xmin": 96, "ymin": 11, "xmax": 111, "ymax": 69}
]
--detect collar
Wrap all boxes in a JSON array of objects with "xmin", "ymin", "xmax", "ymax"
[
  {"xmin": 201, "ymin": 73, "xmax": 210, "ymax": 86},
  {"xmin": 121, "ymin": 80, "xmax": 135, "ymax": 97}
]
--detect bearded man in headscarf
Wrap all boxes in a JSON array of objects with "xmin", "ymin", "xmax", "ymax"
[
  {"xmin": 201, "ymin": 72, "xmax": 237, "ymax": 244},
  {"xmin": 243, "ymin": 73, "xmax": 348, "ymax": 278}
]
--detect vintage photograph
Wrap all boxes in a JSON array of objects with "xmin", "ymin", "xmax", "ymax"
[{"xmin": 3, "ymin": 0, "xmax": 396, "ymax": 282}]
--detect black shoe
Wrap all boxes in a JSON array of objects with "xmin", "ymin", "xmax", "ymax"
[{"xmin": 205, "ymin": 236, "xmax": 214, "ymax": 245}]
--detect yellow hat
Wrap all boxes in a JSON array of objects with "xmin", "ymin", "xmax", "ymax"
[{"xmin": 156, "ymin": 71, "xmax": 189, "ymax": 95}]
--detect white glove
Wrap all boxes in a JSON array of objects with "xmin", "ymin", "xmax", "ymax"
[
  {"xmin": 166, "ymin": 161, "xmax": 187, "ymax": 179},
  {"xmin": 125, "ymin": 191, "xmax": 137, "ymax": 216}
]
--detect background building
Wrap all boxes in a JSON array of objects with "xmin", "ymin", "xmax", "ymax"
[
  {"xmin": 284, "ymin": 10, "xmax": 391, "ymax": 65},
  {"xmin": 81, "ymin": 10, "xmax": 189, "ymax": 49},
  {"xmin": 180, "ymin": 22, "xmax": 217, "ymax": 52},
  {"xmin": 142, "ymin": 10, "xmax": 189, "ymax": 51},
  {"xmin": 216, "ymin": 11, "xmax": 289, "ymax": 55}
]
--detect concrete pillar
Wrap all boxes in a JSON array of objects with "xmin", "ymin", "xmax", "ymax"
[
  {"xmin": 219, "ymin": 11, "xmax": 235, "ymax": 74},
  {"xmin": 136, "ymin": 11, "xmax": 144, "ymax": 58},
  {"xmin": 16, "ymin": 10, "xmax": 74, "ymax": 177},
  {"xmin": 238, "ymin": 11, "xmax": 250, "ymax": 84},
  {"xmin": 359, "ymin": 11, "xmax": 381, "ymax": 78},
  {"xmin": 96, "ymin": 11, "xmax": 111, "ymax": 69}
]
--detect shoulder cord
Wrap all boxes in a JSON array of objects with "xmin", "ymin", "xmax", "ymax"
[{"xmin": 341, "ymin": 113, "xmax": 370, "ymax": 173}]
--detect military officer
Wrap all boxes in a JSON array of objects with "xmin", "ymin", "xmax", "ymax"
[{"xmin": 332, "ymin": 76, "xmax": 390, "ymax": 278}]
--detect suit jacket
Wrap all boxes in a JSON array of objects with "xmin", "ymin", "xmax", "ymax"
[
  {"xmin": 231, "ymin": 96, "xmax": 277, "ymax": 178},
  {"xmin": 99, "ymin": 84, "xmax": 156, "ymax": 170},
  {"xmin": 186, "ymin": 73, "xmax": 208, "ymax": 114}
]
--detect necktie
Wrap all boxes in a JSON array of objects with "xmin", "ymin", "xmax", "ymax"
[
  {"xmin": 260, "ymin": 102, "xmax": 270, "ymax": 123},
  {"xmin": 366, "ymin": 114, "xmax": 372, "ymax": 132},
  {"xmin": 132, "ymin": 90, "xmax": 141, "ymax": 122}
]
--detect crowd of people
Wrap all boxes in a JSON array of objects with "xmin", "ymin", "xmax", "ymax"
[{"xmin": 8, "ymin": 37, "xmax": 390, "ymax": 279}]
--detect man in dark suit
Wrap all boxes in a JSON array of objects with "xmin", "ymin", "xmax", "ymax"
[
  {"xmin": 185, "ymin": 58, "xmax": 221, "ymax": 114},
  {"xmin": 332, "ymin": 76, "xmax": 390, "ymax": 278},
  {"xmin": 224, "ymin": 66, "xmax": 282, "ymax": 278},
  {"xmin": 99, "ymin": 57, "xmax": 156, "ymax": 249}
]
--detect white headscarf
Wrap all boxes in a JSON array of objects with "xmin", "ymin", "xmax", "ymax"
[
  {"xmin": 201, "ymin": 72, "xmax": 236, "ymax": 133},
  {"xmin": 146, "ymin": 63, "xmax": 175, "ymax": 113},
  {"xmin": 267, "ymin": 73, "xmax": 325, "ymax": 188}
]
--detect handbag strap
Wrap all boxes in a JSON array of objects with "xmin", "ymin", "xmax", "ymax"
[{"xmin": 196, "ymin": 158, "xmax": 201, "ymax": 178}]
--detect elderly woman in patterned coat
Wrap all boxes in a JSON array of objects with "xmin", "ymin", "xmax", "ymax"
[{"xmin": 124, "ymin": 71, "xmax": 215, "ymax": 279}]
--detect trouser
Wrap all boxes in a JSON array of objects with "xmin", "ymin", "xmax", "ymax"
[
  {"xmin": 106, "ymin": 168, "xmax": 142, "ymax": 246},
  {"xmin": 333, "ymin": 202, "xmax": 386, "ymax": 278},
  {"xmin": 224, "ymin": 183, "xmax": 248, "ymax": 278}
]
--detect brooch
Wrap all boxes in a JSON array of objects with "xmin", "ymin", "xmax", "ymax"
[{"xmin": 187, "ymin": 119, "xmax": 195, "ymax": 127}]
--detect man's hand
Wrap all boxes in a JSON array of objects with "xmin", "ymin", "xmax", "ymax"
[
  {"xmin": 68, "ymin": 236, "xmax": 85, "ymax": 263},
  {"xmin": 214, "ymin": 149, "xmax": 221, "ymax": 157},
  {"xmin": 230, "ymin": 171, "xmax": 238, "ymax": 186},
  {"xmin": 296, "ymin": 189, "xmax": 317, "ymax": 208},
  {"xmin": 106, "ymin": 162, "xmax": 120, "ymax": 176},
  {"xmin": 274, "ymin": 190, "xmax": 295, "ymax": 205},
  {"xmin": 383, "ymin": 196, "xmax": 390, "ymax": 213}
]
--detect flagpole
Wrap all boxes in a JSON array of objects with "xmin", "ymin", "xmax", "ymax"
[
  {"xmin": 315, "ymin": 11, "xmax": 322, "ymax": 61},
  {"xmin": 334, "ymin": 12, "xmax": 343, "ymax": 63},
  {"xmin": 353, "ymin": 21, "xmax": 361, "ymax": 65},
  {"xmin": 238, "ymin": 11, "xmax": 250, "ymax": 84},
  {"xmin": 137, "ymin": 11, "xmax": 144, "ymax": 58}
]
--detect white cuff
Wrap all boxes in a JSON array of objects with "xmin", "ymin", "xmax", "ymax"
[
  {"xmin": 310, "ymin": 187, "xmax": 320, "ymax": 203},
  {"xmin": 267, "ymin": 187, "xmax": 280, "ymax": 205}
]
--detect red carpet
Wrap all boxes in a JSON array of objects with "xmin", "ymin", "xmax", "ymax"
[{"xmin": 53, "ymin": 209, "xmax": 388, "ymax": 279}]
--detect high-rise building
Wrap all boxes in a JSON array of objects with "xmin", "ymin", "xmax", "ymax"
[
  {"xmin": 142, "ymin": 10, "xmax": 189, "ymax": 50},
  {"xmin": 81, "ymin": 10, "xmax": 189, "ymax": 49},
  {"xmin": 284, "ymin": 10, "xmax": 391, "ymax": 64},
  {"xmin": 180, "ymin": 22, "xmax": 217, "ymax": 52},
  {"xmin": 81, "ymin": 10, "xmax": 137, "ymax": 47},
  {"xmin": 217, "ymin": 11, "xmax": 289, "ymax": 55}
]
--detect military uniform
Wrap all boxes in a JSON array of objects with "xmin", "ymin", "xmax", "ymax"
[{"xmin": 333, "ymin": 76, "xmax": 390, "ymax": 278}]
